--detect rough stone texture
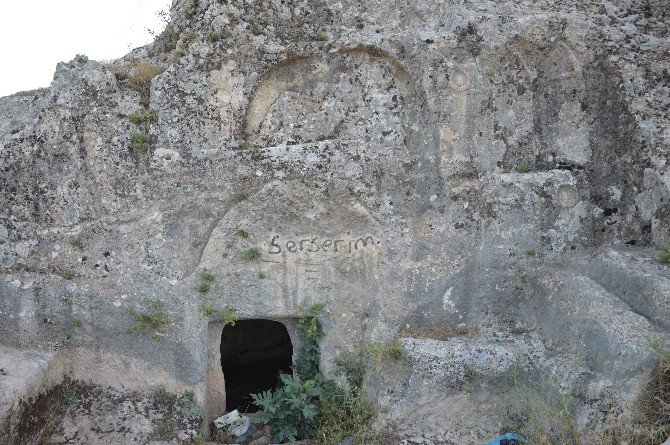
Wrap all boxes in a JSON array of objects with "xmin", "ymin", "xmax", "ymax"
[{"xmin": 1, "ymin": 0, "xmax": 669, "ymax": 443}]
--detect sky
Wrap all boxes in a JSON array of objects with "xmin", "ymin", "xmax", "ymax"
[{"xmin": 0, "ymin": 0, "xmax": 172, "ymax": 97}]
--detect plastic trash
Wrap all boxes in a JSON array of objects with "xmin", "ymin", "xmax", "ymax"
[
  {"xmin": 212, "ymin": 409, "xmax": 251, "ymax": 437},
  {"xmin": 484, "ymin": 433, "xmax": 521, "ymax": 445}
]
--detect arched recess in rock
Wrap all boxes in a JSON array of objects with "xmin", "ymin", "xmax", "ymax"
[{"xmin": 241, "ymin": 46, "xmax": 443, "ymax": 218}]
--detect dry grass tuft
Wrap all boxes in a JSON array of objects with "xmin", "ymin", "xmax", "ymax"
[
  {"xmin": 129, "ymin": 61, "xmax": 165, "ymax": 92},
  {"xmin": 396, "ymin": 323, "xmax": 477, "ymax": 341}
]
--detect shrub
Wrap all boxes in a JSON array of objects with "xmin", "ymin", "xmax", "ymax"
[
  {"xmin": 252, "ymin": 373, "xmax": 322, "ymax": 443},
  {"xmin": 526, "ymin": 248, "xmax": 537, "ymax": 256},
  {"xmin": 191, "ymin": 239, "xmax": 202, "ymax": 248},
  {"xmin": 124, "ymin": 299, "xmax": 170, "ymax": 341},
  {"xmin": 242, "ymin": 248, "xmax": 262, "ymax": 262},
  {"xmin": 236, "ymin": 228, "xmax": 250, "ymax": 239},
  {"xmin": 129, "ymin": 131, "xmax": 150, "ymax": 153},
  {"xmin": 71, "ymin": 318, "xmax": 83, "ymax": 327}
]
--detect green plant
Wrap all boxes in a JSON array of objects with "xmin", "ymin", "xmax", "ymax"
[
  {"xmin": 71, "ymin": 318, "xmax": 83, "ymax": 327},
  {"xmin": 60, "ymin": 269, "xmax": 74, "ymax": 280},
  {"xmin": 238, "ymin": 140, "xmax": 248, "ymax": 150},
  {"xmin": 128, "ymin": 109, "xmax": 157, "ymax": 131},
  {"xmin": 191, "ymin": 239, "xmax": 202, "ymax": 248},
  {"xmin": 221, "ymin": 307, "xmax": 238, "ymax": 326},
  {"xmin": 258, "ymin": 272, "xmax": 266, "ymax": 279},
  {"xmin": 242, "ymin": 247, "xmax": 262, "ymax": 262},
  {"xmin": 196, "ymin": 283, "xmax": 211, "ymax": 294},
  {"xmin": 181, "ymin": 389, "xmax": 195, "ymax": 402},
  {"xmin": 129, "ymin": 131, "xmax": 150, "ymax": 153},
  {"xmin": 657, "ymin": 245, "xmax": 670, "ymax": 264},
  {"xmin": 526, "ymin": 248, "xmax": 537, "ymax": 256},
  {"xmin": 69, "ymin": 237, "xmax": 83, "ymax": 248},
  {"xmin": 192, "ymin": 435, "xmax": 205, "ymax": 445},
  {"xmin": 517, "ymin": 162, "xmax": 534, "ymax": 173},
  {"xmin": 124, "ymin": 299, "xmax": 170, "ymax": 341},
  {"xmin": 152, "ymin": 384, "xmax": 172, "ymax": 402},
  {"xmin": 315, "ymin": 30, "xmax": 328, "ymax": 41},
  {"xmin": 295, "ymin": 305, "xmax": 325, "ymax": 380},
  {"xmin": 253, "ymin": 373, "xmax": 322, "ymax": 442},
  {"xmin": 198, "ymin": 268, "xmax": 215, "ymax": 282},
  {"xmin": 236, "ymin": 228, "xmax": 250, "ymax": 239},
  {"xmin": 231, "ymin": 190, "xmax": 249, "ymax": 202},
  {"xmin": 153, "ymin": 421, "xmax": 172, "ymax": 440},
  {"xmin": 198, "ymin": 304, "xmax": 215, "ymax": 316}
]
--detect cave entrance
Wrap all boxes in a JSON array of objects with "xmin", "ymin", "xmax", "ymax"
[{"xmin": 220, "ymin": 319, "xmax": 293, "ymax": 413}]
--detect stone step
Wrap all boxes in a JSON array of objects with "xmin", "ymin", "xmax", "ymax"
[
  {"xmin": 534, "ymin": 270, "xmax": 660, "ymax": 386},
  {"xmin": 568, "ymin": 247, "xmax": 670, "ymax": 330}
]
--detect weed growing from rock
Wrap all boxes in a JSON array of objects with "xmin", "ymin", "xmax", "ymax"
[
  {"xmin": 242, "ymin": 247, "xmax": 261, "ymax": 262},
  {"xmin": 517, "ymin": 162, "xmax": 534, "ymax": 173},
  {"xmin": 124, "ymin": 299, "xmax": 170, "ymax": 341},
  {"xmin": 252, "ymin": 304, "xmax": 393, "ymax": 444},
  {"xmin": 190, "ymin": 239, "xmax": 202, "ymax": 248},
  {"xmin": 197, "ymin": 304, "xmax": 215, "ymax": 316},
  {"xmin": 60, "ymin": 269, "xmax": 74, "ymax": 280},
  {"xmin": 69, "ymin": 237, "xmax": 83, "ymax": 248},
  {"xmin": 196, "ymin": 283, "xmax": 211, "ymax": 294},
  {"xmin": 397, "ymin": 323, "xmax": 476, "ymax": 341},
  {"xmin": 221, "ymin": 307, "xmax": 238, "ymax": 326},
  {"xmin": 153, "ymin": 420, "xmax": 172, "ymax": 440},
  {"xmin": 231, "ymin": 190, "xmax": 249, "ymax": 202},
  {"xmin": 236, "ymin": 228, "xmax": 250, "ymax": 239},
  {"xmin": 251, "ymin": 23, "xmax": 265, "ymax": 36},
  {"xmin": 315, "ymin": 30, "xmax": 328, "ymax": 41},
  {"xmin": 129, "ymin": 131, "xmax": 150, "ymax": 153},
  {"xmin": 71, "ymin": 318, "xmax": 83, "ymax": 327},
  {"xmin": 657, "ymin": 245, "xmax": 670, "ymax": 264},
  {"xmin": 198, "ymin": 268, "xmax": 215, "ymax": 282},
  {"xmin": 526, "ymin": 248, "xmax": 537, "ymax": 256}
]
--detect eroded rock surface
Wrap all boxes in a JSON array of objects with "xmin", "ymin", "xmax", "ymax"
[{"xmin": 1, "ymin": 0, "xmax": 669, "ymax": 443}]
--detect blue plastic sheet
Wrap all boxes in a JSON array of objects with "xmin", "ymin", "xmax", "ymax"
[{"xmin": 484, "ymin": 433, "xmax": 521, "ymax": 445}]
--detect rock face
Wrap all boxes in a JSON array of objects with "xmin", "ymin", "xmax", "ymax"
[{"xmin": 1, "ymin": 0, "xmax": 669, "ymax": 443}]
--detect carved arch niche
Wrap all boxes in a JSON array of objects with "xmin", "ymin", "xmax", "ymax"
[{"xmin": 241, "ymin": 47, "xmax": 441, "ymax": 215}]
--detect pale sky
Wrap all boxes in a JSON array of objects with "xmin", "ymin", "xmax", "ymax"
[{"xmin": 0, "ymin": 0, "xmax": 172, "ymax": 97}]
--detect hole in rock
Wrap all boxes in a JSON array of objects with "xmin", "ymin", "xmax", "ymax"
[{"xmin": 221, "ymin": 319, "xmax": 293, "ymax": 413}]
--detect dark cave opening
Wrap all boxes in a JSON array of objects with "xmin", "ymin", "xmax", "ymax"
[{"xmin": 220, "ymin": 319, "xmax": 293, "ymax": 413}]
